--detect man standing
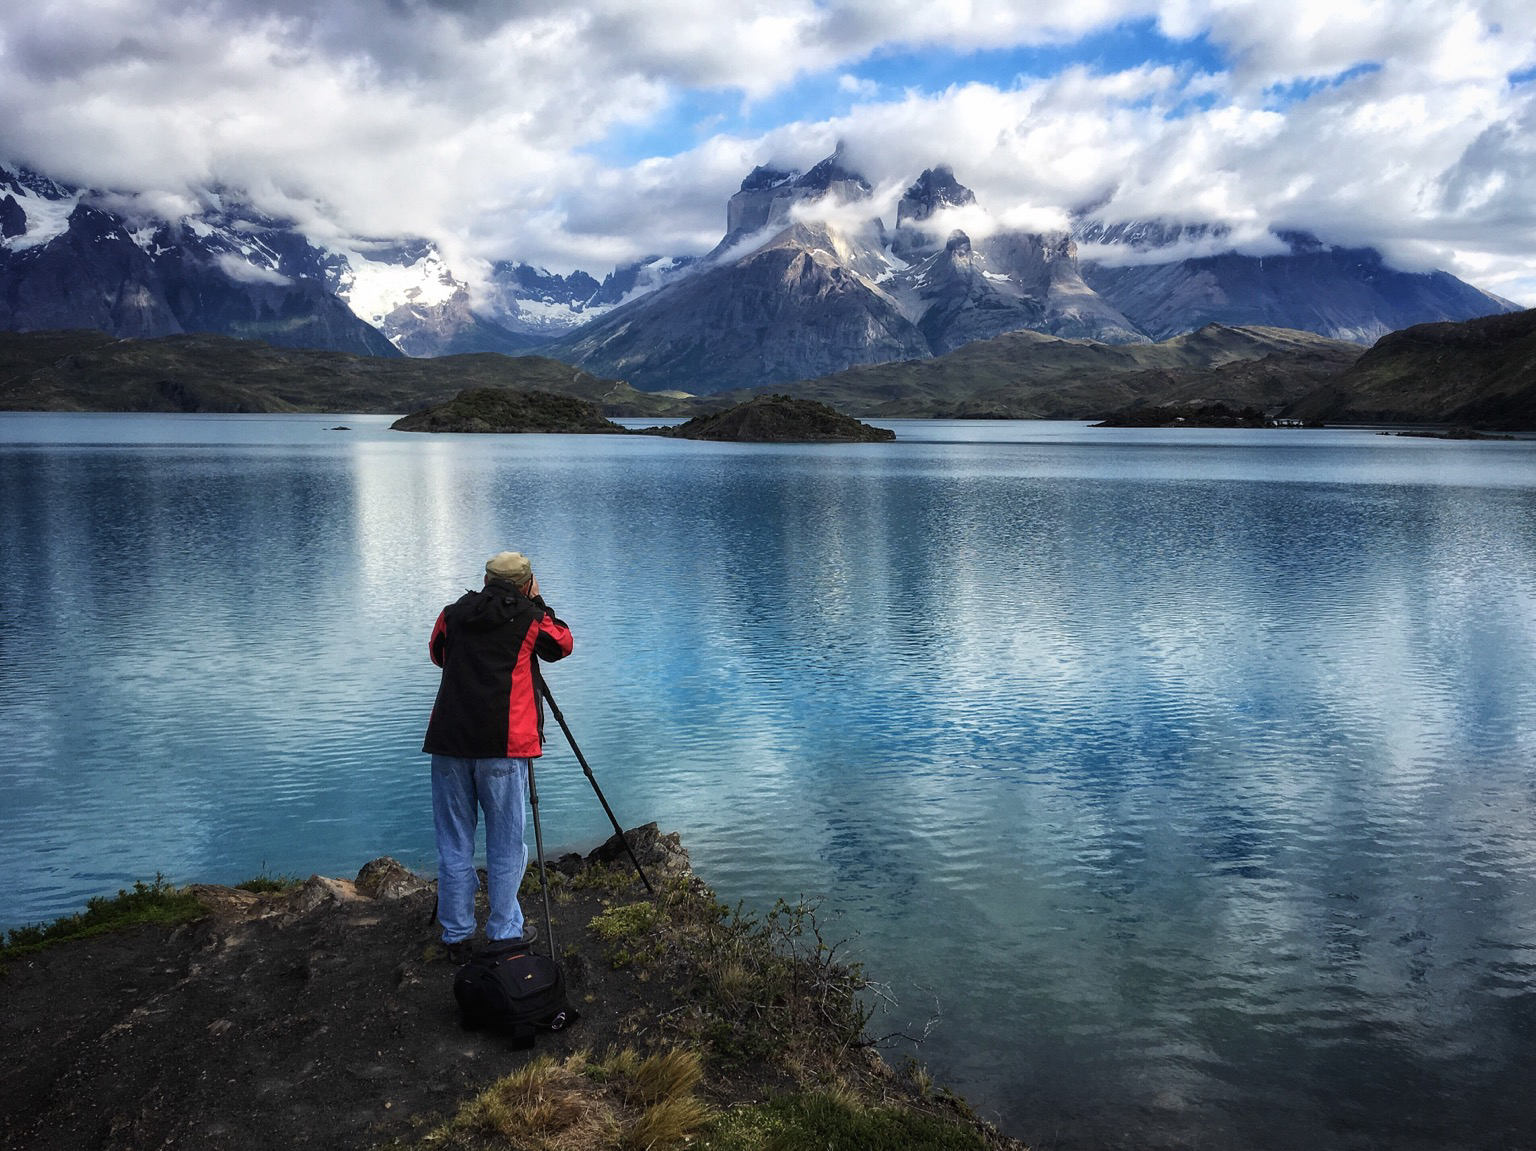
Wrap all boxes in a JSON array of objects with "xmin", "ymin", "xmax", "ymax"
[{"xmin": 424, "ymin": 550, "xmax": 573, "ymax": 961}]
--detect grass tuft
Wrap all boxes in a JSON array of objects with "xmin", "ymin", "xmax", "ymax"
[
  {"xmin": 417, "ymin": 1046, "xmax": 712, "ymax": 1151},
  {"xmin": 1, "ymin": 875, "xmax": 206, "ymax": 960},
  {"xmin": 236, "ymin": 868, "xmax": 302, "ymax": 894},
  {"xmin": 623, "ymin": 1093, "xmax": 714, "ymax": 1151},
  {"xmin": 626, "ymin": 1048, "xmax": 704, "ymax": 1109},
  {"xmin": 426, "ymin": 1055, "xmax": 614, "ymax": 1151}
]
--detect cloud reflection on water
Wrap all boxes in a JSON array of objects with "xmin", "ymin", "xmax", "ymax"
[{"xmin": 2, "ymin": 417, "xmax": 1534, "ymax": 1149}]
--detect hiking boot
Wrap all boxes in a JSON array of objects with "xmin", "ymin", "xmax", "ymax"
[
  {"xmin": 442, "ymin": 939, "xmax": 475, "ymax": 965},
  {"xmin": 488, "ymin": 923, "xmax": 538, "ymax": 950}
]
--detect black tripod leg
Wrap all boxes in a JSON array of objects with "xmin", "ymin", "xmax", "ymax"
[
  {"xmin": 526, "ymin": 758, "xmax": 557, "ymax": 957},
  {"xmin": 537, "ymin": 675, "xmax": 655, "ymax": 894}
]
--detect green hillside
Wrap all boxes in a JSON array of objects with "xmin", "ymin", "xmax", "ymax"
[
  {"xmin": 747, "ymin": 324, "xmax": 1363, "ymax": 418},
  {"xmin": 1284, "ymin": 309, "xmax": 1536, "ymax": 428},
  {"xmin": 0, "ymin": 330, "xmax": 690, "ymax": 416}
]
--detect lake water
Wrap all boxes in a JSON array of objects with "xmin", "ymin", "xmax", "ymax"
[{"xmin": 2, "ymin": 413, "xmax": 1534, "ymax": 1149}]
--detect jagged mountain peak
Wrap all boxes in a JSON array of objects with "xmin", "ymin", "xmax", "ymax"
[
  {"xmin": 0, "ymin": 164, "xmax": 74, "ymax": 201},
  {"xmin": 739, "ymin": 164, "xmax": 799, "ymax": 193},
  {"xmin": 794, "ymin": 142, "xmax": 871, "ymax": 197},
  {"xmin": 721, "ymin": 145, "xmax": 876, "ymax": 250},
  {"xmin": 897, "ymin": 166, "xmax": 977, "ymax": 228},
  {"xmin": 891, "ymin": 166, "xmax": 982, "ymax": 260}
]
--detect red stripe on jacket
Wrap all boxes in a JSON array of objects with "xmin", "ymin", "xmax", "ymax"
[{"xmin": 423, "ymin": 589, "xmax": 573, "ymax": 759}]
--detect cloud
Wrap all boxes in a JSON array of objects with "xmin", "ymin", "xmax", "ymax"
[
  {"xmin": 214, "ymin": 251, "xmax": 291, "ymax": 284},
  {"xmin": 838, "ymin": 73, "xmax": 879, "ymax": 98},
  {"xmin": 0, "ymin": 1, "xmax": 1533, "ymax": 302}
]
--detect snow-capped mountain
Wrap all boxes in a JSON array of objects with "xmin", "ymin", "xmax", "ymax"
[
  {"xmin": 545, "ymin": 155, "xmax": 1149, "ymax": 391},
  {"xmin": 1071, "ymin": 219, "xmax": 1516, "ymax": 343},
  {"xmin": 1, "ymin": 156, "xmax": 1519, "ymax": 378},
  {"xmin": 473, "ymin": 255, "xmax": 695, "ymax": 341},
  {"xmin": 0, "ymin": 166, "xmax": 396, "ymax": 356},
  {"xmin": 545, "ymin": 151, "xmax": 1520, "ymax": 393},
  {"xmin": 884, "ymin": 166, "xmax": 1145, "ymax": 350},
  {"xmin": 0, "ymin": 163, "xmax": 648, "ymax": 357}
]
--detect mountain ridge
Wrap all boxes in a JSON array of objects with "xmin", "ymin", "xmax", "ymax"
[{"xmin": 1, "ymin": 155, "xmax": 1522, "ymax": 382}]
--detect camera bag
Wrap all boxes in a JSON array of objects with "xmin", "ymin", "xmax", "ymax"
[{"xmin": 452, "ymin": 940, "xmax": 578, "ymax": 1049}]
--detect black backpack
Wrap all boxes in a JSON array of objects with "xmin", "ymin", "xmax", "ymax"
[{"xmin": 452, "ymin": 941, "xmax": 578, "ymax": 1049}]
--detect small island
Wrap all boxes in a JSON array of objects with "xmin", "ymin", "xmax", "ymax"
[
  {"xmin": 1093, "ymin": 402, "xmax": 1323, "ymax": 429},
  {"xmin": 392, "ymin": 389, "xmax": 896, "ymax": 444},
  {"xmin": 639, "ymin": 394, "xmax": 896, "ymax": 443},
  {"xmin": 391, "ymin": 387, "xmax": 625, "ymax": 433}
]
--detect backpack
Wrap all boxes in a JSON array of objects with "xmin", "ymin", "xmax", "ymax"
[{"xmin": 452, "ymin": 941, "xmax": 578, "ymax": 1049}]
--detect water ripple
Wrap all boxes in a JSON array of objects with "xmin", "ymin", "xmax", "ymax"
[{"xmin": 3, "ymin": 420, "xmax": 1536, "ymax": 1149}]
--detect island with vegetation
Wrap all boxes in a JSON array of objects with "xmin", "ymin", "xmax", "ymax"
[
  {"xmin": 1093, "ymin": 403, "xmax": 1324, "ymax": 428},
  {"xmin": 637, "ymin": 394, "xmax": 895, "ymax": 443},
  {"xmin": 0, "ymin": 826, "xmax": 1016, "ymax": 1151},
  {"xmin": 390, "ymin": 390, "xmax": 896, "ymax": 444},
  {"xmin": 389, "ymin": 387, "xmax": 625, "ymax": 434}
]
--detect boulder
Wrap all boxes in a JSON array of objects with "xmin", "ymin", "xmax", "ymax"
[
  {"xmin": 355, "ymin": 857, "xmax": 432, "ymax": 900},
  {"xmin": 284, "ymin": 874, "xmax": 362, "ymax": 917},
  {"xmin": 586, "ymin": 821, "xmax": 692, "ymax": 879}
]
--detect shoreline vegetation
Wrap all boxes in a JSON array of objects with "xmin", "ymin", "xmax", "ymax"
[
  {"xmin": 0, "ymin": 826, "xmax": 1022, "ymax": 1151},
  {"xmin": 4, "ymin": 310, "xmax": 1533, "ymax": 431}
]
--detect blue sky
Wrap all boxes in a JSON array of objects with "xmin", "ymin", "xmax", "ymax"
[
  {"xmin": 594, "ymin": 19, "xmax": 1234, "ymax": 167},
  {"xmin": 2, "ymin": 1, "xmax": 1535, "ymax": 302}
]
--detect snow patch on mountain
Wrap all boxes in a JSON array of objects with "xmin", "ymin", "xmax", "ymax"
[
  {"xmin": 510, "ymin": 296, "xmax": 610, "ymax": 324},
  {"xmin": 331, "ymin": 243, "xmax": 460, "ymax": 328},
  {"xmin": 0, "ymin": 172, "xmax": 83, "ymax": 252}
]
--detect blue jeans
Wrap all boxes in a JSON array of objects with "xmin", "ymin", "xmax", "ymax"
[{"xmin": 431, "ymin": 755, "xmax": 530, "ymax": 943}]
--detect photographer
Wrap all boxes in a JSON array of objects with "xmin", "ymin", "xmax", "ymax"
[{"xmin": 423, "ymin": 551, "xmax": 573, "ymax": 962}]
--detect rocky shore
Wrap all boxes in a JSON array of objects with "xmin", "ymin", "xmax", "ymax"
[{"xmin": 0, "ymin": 827, "xmax": 1017, "ymax": 1151}]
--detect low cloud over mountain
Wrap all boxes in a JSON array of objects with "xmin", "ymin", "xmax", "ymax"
[{"xmin": 0, "ymin": 152, "xmax": 1518, "ymax": 384}]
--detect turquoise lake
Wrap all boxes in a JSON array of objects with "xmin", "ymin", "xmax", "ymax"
[{"xmin": 2, "ymin": 413, "xmax": 1534, "ymax": 1149}]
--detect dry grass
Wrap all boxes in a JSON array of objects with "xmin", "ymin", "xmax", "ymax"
[
  {"xmin": 625, "ymin": 1048, "xmax": 704, "ymax": 1108},
  {"xmin": 417, "ymin": 1048, "xmax": 711, "ymax": 1151},
  {"xmin": 623, "ymin": 1093, "xmax": 714, "ymax": 1151}
]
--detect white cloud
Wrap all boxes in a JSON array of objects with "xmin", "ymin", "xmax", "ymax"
[
  {"xmin": 214, "ymin": 251, "xmax": 291, "ymax": 284},
  {"xmin": 838, "ymin": 73, "xmax": 879, "ymax": 98},
  {"xmin": 0, "ymin": 0, "xmax": 1532, "ymax": 303}
]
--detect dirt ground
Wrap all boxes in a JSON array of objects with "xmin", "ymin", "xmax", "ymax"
[{"xmin": 0, "ymin": 828, "xmax": 724, "ymax": 1151}]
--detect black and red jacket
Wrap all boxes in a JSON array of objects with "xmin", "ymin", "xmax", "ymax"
[{"xmin": 422, "ymin": 580, "xmax": 574, "ymax": 759}]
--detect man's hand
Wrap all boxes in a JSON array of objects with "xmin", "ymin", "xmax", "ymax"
[{"xmin": 524, "ymin": 574, "xmax": 541, "ymax": 599}]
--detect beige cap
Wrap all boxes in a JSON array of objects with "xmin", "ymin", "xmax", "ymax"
[{"xmin": 485, "ymin": 551, "xmax": 532, "ymax": 585}]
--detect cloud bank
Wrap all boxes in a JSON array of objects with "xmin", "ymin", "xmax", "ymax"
[{"xmin": 2, "ymin": 0, "xmax": 1534, "ymax": 301}]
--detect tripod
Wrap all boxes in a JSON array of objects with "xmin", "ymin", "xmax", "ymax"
[{"xmin": 526, "ymin": 669, "xmax": 654, "ymax": 957}]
